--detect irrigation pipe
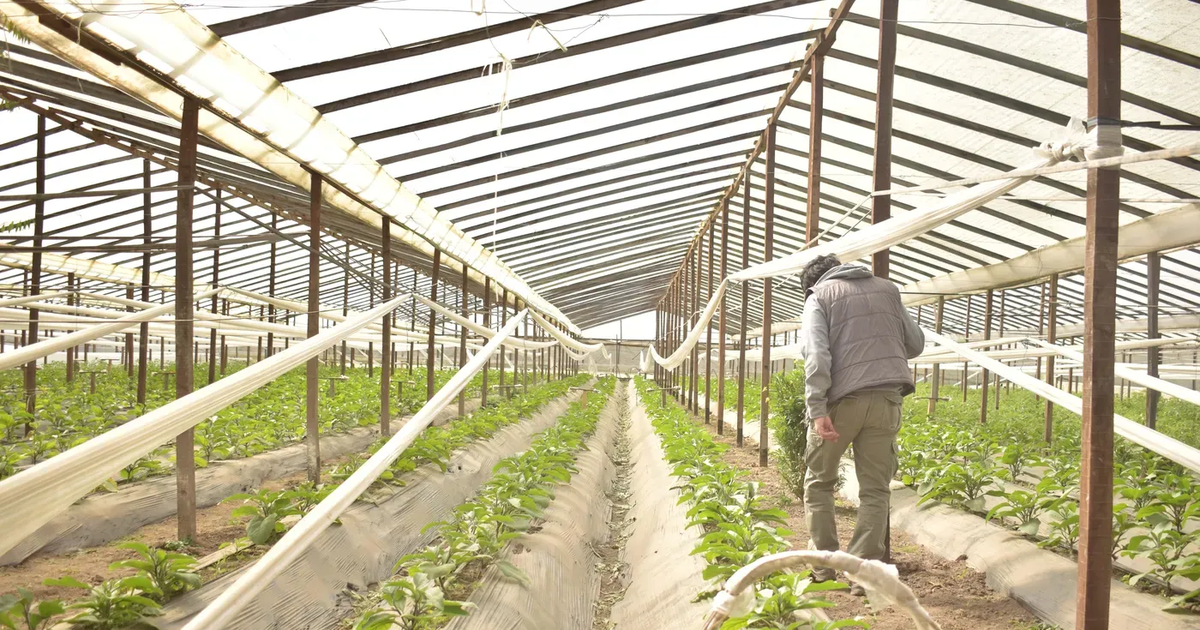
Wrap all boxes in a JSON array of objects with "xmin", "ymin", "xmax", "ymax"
[
  {"xmin": 0, "ymin": 293, "xmax": 410, "ymax": 557},
  {"xmin": 703, "ymin": 550, "xmax": 939, "ymax": 630},
  {"xmin": 923, "ymin": 329, "xmax": 1200, "ymax": 475},
  {"xmin": 0, "ymin": 287, "xmax": 223, "ymax": 373},
  {"xmin": 181, "ymin": 310, "xmax": 529, "ymax": 629}
]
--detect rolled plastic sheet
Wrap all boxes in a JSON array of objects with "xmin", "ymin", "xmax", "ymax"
[
  {"xmin": 530, "ymin": 311, "xmax": 609, "ymax": 359},
  {"xmin": 415, "ymin": 295, "xmax": 556, "ymax": 351},
  {"xmin": 181, "ymin": 311, "xmax": 529, "ymax": 629},
  {"xmin": 1029, "ymin": 339, "xmax": 1200, "ymax": 408},
  {"xmin": 0, "ymin": 287, "xmax": 222, "ymax": 372},
  {"xmin": 0, "ymin": 291, "xmax": 72, "ymax": 308},
  {"xmin": 923, "ymin": 329, "xmax": 1200, "ymax": 475},
  {"xmin": 0, "ymin": 294, "xmax": 410, "ymax": 558}
]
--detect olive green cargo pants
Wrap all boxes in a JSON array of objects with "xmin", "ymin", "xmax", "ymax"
[{"xmin": 803, "ymin": 388, "xmax": 902, "ymax": 561}]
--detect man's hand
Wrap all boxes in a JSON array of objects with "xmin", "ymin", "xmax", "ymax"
[{"xmin": 812, "ymin": 416, "xmax": 839, "ymax": 441}]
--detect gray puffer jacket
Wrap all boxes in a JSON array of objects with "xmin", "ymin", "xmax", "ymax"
[{"xmin": 799, "ymin": 264, "xmax": 925, "ymax": 418}]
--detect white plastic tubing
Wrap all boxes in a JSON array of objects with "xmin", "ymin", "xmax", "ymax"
[
  {"xmin": 0, "ymin": 293, "xmax": 410, "ymax": 558},
  {"xmin": 0, "ymin": 287, "xmax": 222, "ymax": 372},
  {"xmin": 924, "ymin": 329, "xmax": 1200, "ymax": 475},
  {"xmin": 651, "ymin": 144, "xmax": 1064, "ymax": 370},
  {"xmin": 182, "ymin": 310, "xmax": 529, "ymax": 629}
]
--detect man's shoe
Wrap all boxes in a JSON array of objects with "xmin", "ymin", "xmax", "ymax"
[
  {"xmin": 848, "ymin": 582, "xmax": 866, "ymax": 597},
  {"xmin": 811, "ymin": 567, "xmax": 837, "ymax": 582}
]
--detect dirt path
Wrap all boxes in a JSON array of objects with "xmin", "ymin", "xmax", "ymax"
[{"xmin": 699, "ymin": 420, "xmax": 1045, "ymax": 630}]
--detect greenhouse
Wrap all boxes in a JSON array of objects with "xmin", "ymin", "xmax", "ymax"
[{"xmin": 0, "ymin": 0, "xmax": 1197, "ymax": 628}]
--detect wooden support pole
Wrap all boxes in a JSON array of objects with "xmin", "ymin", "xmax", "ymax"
[
  {"xmin": 500, "ymin": 287, "xmax": 508, "ymax": 397},
  {"xmin": 208, "ymin": 190, "xmax": 220, "ymax": 385},
  {"xmin": 704, "ymin": 221, "xmax": 714, "ymax": 423},
  {"xmin": 805, "ymin": 53, "xmax": 824, "ymax": 246},
  {"xmin": 1036, "ymin": 281, "xmax": 1047, "ymax": 384},
  {"xmin": 963, "ymin": 294, "xmax": 972, "ymax": 400},
  {"xmin": 380, "ymin": 220, "xmax": 392, "ymax": 435},
  {"xmin": 67, "ymin": 272, "xmax": 76, "ymax": 384},
  {"xmin": 1145, "ymin": 251, "xmax": 1160, "ymax": 428},
  {"xmin": 175, "ymin": 100, "xmax": 198, "ymax": 541},
  {"xmin": 1044, "ymin": 273, "xmax": 1059, "ymax": 443},
  {"xmin": 871, "ymin": 0, "xmax": 898, "ymax": 279},
  {"xmin": 690, "ymin": 247, "xmax": 698, "ymax": 413},
  {"xmin": 1077, "ymin": 1, "xmax": 1120, "ymax": 624},
  {"xmin": 759, "ymin": 122, "xmax": 776, "ymax": 467},
  {"xmin": 980, "ymin": 289, "xmax": 993, "ymax": 424},
  {"xmin": 305, "ymin": 173, "xmax": 323, "ymax": 483},
  {"xmin": 717, "ymin": 199, "xmax": 729, "ymax": 434},
  {"xmin": 341, "ymin": 243, "xmax": 349, "ymax": 375},
  {"xmin": 24, "ymin": 115, "xmax": 45, "ymax": 436},
  {"xmin": 368, "ymin": 255, "xmax": 376, "ymax": 378},
  {"xmin": 736, "ymin": 176, "xmax": 750, "ymax": 447},
  {"xmin": 427, "ymin": 250, "xmax": 441, "ymax": 401},
  {"xmin": 220, "ymin": 299, "xmax": 228, "ymax": 374},
  {"xmin": 458, "ymin": 264, "xmax": 468, "ymax": 416},
  {"xmin": 481, "ymin": 277, "xmax": 490, "ymax": 407},
  {"xmin": 929, "ymin": 297, "xmax": 944, "ymax": 416},
  {"xmin": 266, "ymin": 213, "xmax": 277, "ymax": 359}
]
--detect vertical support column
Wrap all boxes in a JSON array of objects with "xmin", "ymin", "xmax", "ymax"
[
  {"xmin": 995, "ymin": 291, "xmax": 1005, "ymax": 409},
  {"xmin": 1145, "ymin": 252, "xmax": 1160, "ymax": 429},
  {"xmin": 929, "ymin": 297, "xmax": 944, "ymax": 416},
  {"xmin": 208, "ymin": 191, "xmax": 220, "ymax": 385},
  {"xmin": 704, "ymin": 222, "xmax": 714, "ymax": 423},
  {"xmin": 500, "ymin": 288, "xmax": 508, "ymax": 397},
  {"xmin": 125, "ymin": 284, "xmax": 135, "ymax": 377},
  {"xmin": 980, "ymin": 289, "xmax": 993, "ymax": 424},
  {"xmin": 871, "ymin": 0, "xmax": 898, "ymax": 279},
  {"xmin": 1044, "ymin": 273, "xmax": 1059, "ymax": 443},
  {"xmin": 759, "ymin": 123, "xmax": 776, "ymax": 466},
  {"xmin": 482, "ymin": 277, "xmax": 491, "ymax": 407},
  {"xmin": 1036, "ymin": 281, "xmax": 1047, "ymax": 383},
  {"xmin": 1077, "ymin": 2, "xmax": 1120, "ymax": 624},
  {"xmin": 380, "ymin": 220, "xmax": 392, "ymax": 436},
  {"xmin": 805, "ymin": 53, "xmax": 824, "ymax": 246},
  {"xmin": 306, "ymin": 172, "xmax": 323, "ymax": 484},
  {"xmin": 717, "ymin": 199, "xmax": 729, "ymax": 434},
  {"xmin": 962, "ymin": 294, "xmax": 972, "ymax": 401},
  {"xmin": 67, "ymin": 272, "xmax": 76, "ymax": 384},
  {"xmin": 175, "ymin": 100, "xmax": 199, "ymax": 541},
  {"xmin": 341, "ymin": 244, "xmax": 349, "ymax": 375},
  {"xmin": 427, "ymin": 250, "xmax": 441, "ymax": 401},
  {"xmin": 409, "ymin": 267, "xmax": 417, "ymax": 375},
  {"xmin": 458, "ymin": 265, "xmax": 468, "ymax": 416},
  {"xmin": 266, "ymin": 214, "xmax": 277, "ymax": 358},
  {"xmin": 736, "ymin": 177, "xmax": 751, "ymax": 447},
  {"xmin": 24, "ymin": 115, "xmax": 45, "ymax": 435}
]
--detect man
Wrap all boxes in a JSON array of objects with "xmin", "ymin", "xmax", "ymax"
[{"xmin": 798, "ymin": 254, "xmax": 925, "ymax": 592}]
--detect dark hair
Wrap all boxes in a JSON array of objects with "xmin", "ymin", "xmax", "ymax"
[{"xmin": 801, "ymin": 255, "xmax": 841, "ymax": 294}]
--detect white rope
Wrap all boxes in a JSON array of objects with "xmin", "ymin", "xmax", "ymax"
[{"xmin": 182, "ymin": 310, "xmax": 528, "ymax": 629}]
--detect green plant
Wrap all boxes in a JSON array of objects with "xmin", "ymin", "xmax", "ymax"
[
  {"xmin": 1039, "ymin": 499, "xmax": 1080, "ymax": 553},
  {"xmin": 0, "ymin": 588, "xmax": 64, "ymax": 630},
  {"xmin": 108, "ymin": 542, "xmax": 200, "ymax": 602},
  {"xmin": 769, "ymin": 370, "xmax": 808, "ymax": 500},
  {"xmin": 717, "ymin": 571, "xmax": 858, "ymax": 630},
  {"xmin": 223, "ymin": 488, "xmax": 299, "ymax": 545},
  {"xmin": 353, "ymin": 572, "xmax": 473, "ymax": 630},
  {"xmin": 985, "ymin": 477, "xmax": 1062, "ymax": 537},
  {"xmin": 43, "ymin": 576, "xmax": 161, "ymax": 629}
]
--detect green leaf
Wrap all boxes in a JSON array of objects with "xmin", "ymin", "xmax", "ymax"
[
  {"xmin": 43, "ymin": 576, "xmax": 89, "ymax": 590},
  {"xmin": 247, "ymin": 513, "xmax": 280, "ymax": 545}
]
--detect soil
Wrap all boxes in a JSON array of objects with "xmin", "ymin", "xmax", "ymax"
[{"xmin": 698, "ymin": 420, "xmax": 1046, "ymax": 630}]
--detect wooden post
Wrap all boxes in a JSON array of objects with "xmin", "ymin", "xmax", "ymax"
[
  {"xmin": 1036, "ymin": 281, "xmax": 1047, "ymax": 384},
  {"xmin": 305, "ymin": 173, "xmax": 323, "ymax": 484},
  {"xmin": 266, "ymin": 213, "xmax": 277, "ymax": 359},
  {"xmin": 689, "ymin": 248, "xmax": 698, "ymax": 414},
  {"xmin": 929, "ymin": 297, "xmax": 944, "ymax": 416},
  {"xmin": 717, "ymin": 199, "xmax": 729, "ymax": 434},
  {"xmin": 806, "ymin": 52, "xmax": 824, "ymax": 245},
  {"xmin": 963, "ymin": 294, "xmax": 972, "ymax": 401},
  {"xmin": 125, "ymin": 283, "xmax": 135, "ymax": 378},
  {"xmin": 736, "ymin": 176, "xmax": 751, "ymax": 447},
  {"xmin": 175, "ymin": 100, "xmax": 199, "ymax": 541},
  {"xmin": 409, "ymin": 267, "xmax": 417, "ymax": 375},
  {"xmin": 482, "ymin": 277, "xmax": 490, "ymax": 407},
  {"xmin": 704, "ymin": 221, "xmax": 714, "ymax": 423},
  {"xmin": 380, "ymin": 220, "xmax": 392, "ymax": 435},
  {"xmin": 1044, "ymin": 273, "xmax": 1059, "ymax": 443},
  {"xmin": 980, "ymin": 290, "xmax": 993, "ymax": 424},
  {"xmin": 458, "ymin": 265, "xmax": 468, "ymax": 416},
  {"xmin": 1077, "ymin": 1, "xmax": 1120, "ymax": 624},
  {"xmin": 500, "ymin": 288, "xmax": 508, "ymax": 397},
  {"xmin": 759, "ymin": 123, "xmax": 776, "ymax": 466},
  {"xmin": 427, "ymin": 250, "xmax": 441, "ymax": 400},
  {"xmin": 208, "ymin": 191, "xmax": 220, "ymax": 385},
  {"xmin": 24, "ymin": 116, "xmax": 45, "ymax": 436},
  {"xmin": 341, "ymin": 243, "xmax": 349, "ymax": 375},
  {"xmin": 871, "ymin": 0, "xmax": 898, "ymax": 279},
  {"xmin": 1145, "ymin": 252, "xmax": 1160, "ymax": 428},
  {"xmin": 219, "ymin": 299, "xmax": 228, "ymax": 374}
]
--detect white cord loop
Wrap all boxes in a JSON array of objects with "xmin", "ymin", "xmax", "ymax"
[{"xmin": 1036, "ymin": 117, "xmax": 1124, "ymax": 163}]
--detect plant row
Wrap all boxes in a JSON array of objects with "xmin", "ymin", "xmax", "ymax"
[
  {"xmin": 350, "ymin": 376, "xmax": 616, "ymax": 630},
  {"xmin": 0, "ymin": 375, "xmax": 588, "ymax": 629},
  {"xmin": 634, "ymin": 377, "xmax": 857, "ymax": 630}
]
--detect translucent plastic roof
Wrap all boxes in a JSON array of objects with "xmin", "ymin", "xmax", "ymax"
[{"xmin": 0, "ymin": 0, "xmax": 1197, "ymax": 334}]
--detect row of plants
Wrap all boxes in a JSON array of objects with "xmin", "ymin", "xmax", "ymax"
[
  {"xmin": 696, "ymin": 376, "xmax": 764, "ymax": 424},
  {"xmin": 1, "ymin": 374, "xmax": 591, "ymax": 629},
  {"xmin": 634, "ymin": 377, "xmax": 858, "ymax": 630},
  {"xmin": 349, "ymin": 376, "xmax": 616, "ymax": 630},
  {"xmin": 896, "ymin": 384, "xmax": 1199, "ymax": 611}
]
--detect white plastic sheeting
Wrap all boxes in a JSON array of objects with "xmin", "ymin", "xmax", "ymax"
[
  {"xmin": 1029, "ymin": 339, "xmax": 1200, "ymax": 409},
  {"xmin": 530, "ymin": 311, "xmax": 609, "ymax": 359},
  {"xmin": 181, "ymin": 310, "xmax": 529, "ymax": 629},
  {"xmin": 0, "ymin": 294, "xmax": 409, "ymax": 558},
  {"xmin": 923, "ymin": 329, "xmax": 1200, "ymax": 475},
  {"xmin": 415, "ymin": 295, "xmax": 556, "ymax": 351}
]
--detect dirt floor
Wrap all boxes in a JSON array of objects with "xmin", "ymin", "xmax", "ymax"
[{"xmin": 700, "ymin": 420, "xmax": 1047, "ymax": 630}]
